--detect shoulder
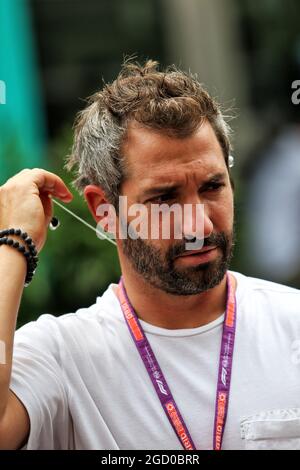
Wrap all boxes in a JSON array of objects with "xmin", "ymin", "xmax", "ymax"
[
  {"xmin": 231, "ymin": 270, "xmax": 300, "ymax": 328},
  {"xmin": 232, "ymin": 270, "xmax": 300, "ymax": 300},
  {"xmin": 241, "ymin": 272, "xmax": 300, "ymax": 302}
]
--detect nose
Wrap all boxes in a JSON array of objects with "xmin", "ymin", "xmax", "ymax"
[{"xmin": 182, "ymin": 202, "xmax": 213, "ymax": 243}]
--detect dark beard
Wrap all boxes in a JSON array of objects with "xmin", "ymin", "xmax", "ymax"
[{"xmin": 121, "ymin": 229, "xmax": 235, "ymax": 295}]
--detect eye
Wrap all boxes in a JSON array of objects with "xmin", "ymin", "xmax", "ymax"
[
  {"xmin": 146, "ymin": 189, "xmax": 179, "ymax": 204},
  {"xmin": 149, "ymin": 193, "xmax": 175, "ymax": 204},
  {"xmin": 203, "ymin": 182, "xmax": 225, "ymax": 192}
]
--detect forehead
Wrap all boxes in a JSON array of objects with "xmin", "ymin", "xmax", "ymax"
[{"xmin": 122, "ymin": 120, "xmax": 227, "ymax": 186}]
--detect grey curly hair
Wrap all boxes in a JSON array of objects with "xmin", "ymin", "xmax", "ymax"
[{"xmin": 65, "ymin": 59, "xmax": 233, "ymax": 207}]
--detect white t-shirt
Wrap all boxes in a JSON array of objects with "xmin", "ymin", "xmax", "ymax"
[{"xmin": 10, "ymin": 270, "xmax": 300, "ymax": 450}]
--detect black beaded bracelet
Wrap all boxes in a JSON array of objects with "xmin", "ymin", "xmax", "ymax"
[
  {"xmin": 0, "ymin": 229, "xmax": 39, "ymax": 287},
  {"xmin": 0, "ymin": 228, "xmax": 37, "ymax": 257}
]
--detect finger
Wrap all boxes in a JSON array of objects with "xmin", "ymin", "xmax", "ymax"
[
  {"xmin": 39, "ymin": 192, "xmax": 54, "ymax": 226},
  {"xmin": 30, "ymin": 169, "xmax": 73, "ymax": 201}
]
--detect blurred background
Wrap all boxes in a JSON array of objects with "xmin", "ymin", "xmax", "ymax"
[{"xmin": 0, "ymin": 0, "xmax": 299, "ymax": 326}]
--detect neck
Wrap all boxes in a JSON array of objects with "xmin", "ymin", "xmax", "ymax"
[{"xmin": 118, "ymin": 263, "xmax": 228, "ymax": 330}]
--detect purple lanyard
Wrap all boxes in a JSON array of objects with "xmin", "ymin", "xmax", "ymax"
[{"xmin": 117, "ymin": 272, "xmax": 237, "ymax": 450}]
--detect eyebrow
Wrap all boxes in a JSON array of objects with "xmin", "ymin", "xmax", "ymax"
[{"xmin": 142, "ymin": 172, "xmax": 227, "ymax": 198}]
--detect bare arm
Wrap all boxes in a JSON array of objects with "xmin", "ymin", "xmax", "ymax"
[
  {"xmin": 0, "ymin": 246, "xmax": 29, "ymax": 449},
  {"xmin": 0, "ymin": 169, "xmax": 73, "ymax": 449}
]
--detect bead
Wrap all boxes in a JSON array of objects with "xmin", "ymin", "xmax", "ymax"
[
  {"xmin": 7, "ymin": 239, "xmax": 13, "ymax": 246},
  {"xmin": 9, "ymin": 228, "xmax": 15, "ymax": 235},
  {"xmin": 13, "ymin": 241, "xmax": 19, "ymax": 248},
  {"xmin": 25, "ymin": 237, "xmax": 32, "ymax": 245},
  {"xmin": 49, "ymin": 217, "xmax": 60, "ymax": 231},
  {"xmin": 28, "ymin": 263, "xmax": 37, "ymax": 271},
  {"xmin": 28, "ymin": 263, "xmax": 37, "ymax": 270},
  {"xmin": 29, "ymin": 247, "xmax": 37, "ymax": 255},
  {"xmin": 18, "ymin": 245, "xmax": 26, "ymax": 253},
  {"xmin": 21, "ymin": 232, "xmax": 28, "ymax": 240},
  {"xmin": 15, "ymin": 229, "xmax": 21, "ymax": 236}
]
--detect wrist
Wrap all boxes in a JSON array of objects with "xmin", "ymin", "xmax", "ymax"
[
  {"xmin": 0, "ymin": 244, "xmax": 27, "ymax": 272},
  {"xmin": 0, "ymin": 229, "xmax": 39, "ymax": 287}
]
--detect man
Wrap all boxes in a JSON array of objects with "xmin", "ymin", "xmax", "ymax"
[{"xmin": 0, "ymin": 60, "xmax": 300, "ymax": 450}]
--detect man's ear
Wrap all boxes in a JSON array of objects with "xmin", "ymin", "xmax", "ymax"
[{"xmin": 84, "ymin": 185, "xmax": 108, "ymax": 223}]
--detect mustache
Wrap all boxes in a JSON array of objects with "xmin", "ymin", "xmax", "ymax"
[{"xmin": 167, "ymin": 232, "xmax": 229, "ymax": 260}]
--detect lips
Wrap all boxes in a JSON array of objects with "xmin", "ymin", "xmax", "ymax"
[
  {"xmin": 174, "ymin": 246, "xmax": 218, "ymax": 267},
  {"xmin": 177, "ymin": 246, "xmax": 217, "ymax": 257}
]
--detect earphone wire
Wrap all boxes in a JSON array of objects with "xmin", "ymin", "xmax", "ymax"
[{"xmin": 51, "ymin": 198, "xmax": 117, "ymax": 246}]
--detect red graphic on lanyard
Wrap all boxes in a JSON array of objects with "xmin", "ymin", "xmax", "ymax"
[
  {"xmin": 214, "ymin": 392, "xmax": 227, "ymax": 450},
  {"xmin": 118, "ymin": 293, "xmax": 145, "ymax": 342},
  {"xmin": 225, "ymin": 284, "xmax": 236, "ymax": 328},
  {"xmin": 165, "ymin": 402, "xmax": 194, "ymax": 450}
]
